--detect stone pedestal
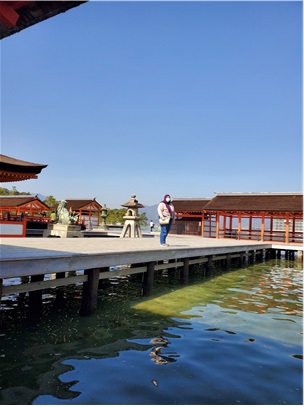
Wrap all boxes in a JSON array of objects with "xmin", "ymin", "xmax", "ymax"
[
  {"xmin": 43, "ymin": 224, "xmax": 83, "ymax": 238},
  {"xmin": 120, "ymin": 216, "xmax": 142, "ymax": 238}
]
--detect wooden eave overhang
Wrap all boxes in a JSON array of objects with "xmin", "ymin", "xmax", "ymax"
[
  {"xmin": 203, "ymin": 193, "xmax": 303, "ymax": 214},
  {"xmin": 173, "ymin": 198, "xmax": 211, "ymax": 213},
  {"xmin": 0, "ymin": 195, "xmax": 50, "ymax": 211},
  {"xmin": 0, "ymin": 1, "xmax": 87, "ymax": 40},
  {"xmin": 65, "ymin": 199, "xmax": 103, "ymax": 212},
  {"xmin": 0, "ymin": 170, "xmax": 39, "ymax": 182},
  {"xmin": 0, "ymin": 154, "xmax": 47, "ymax": 182}
]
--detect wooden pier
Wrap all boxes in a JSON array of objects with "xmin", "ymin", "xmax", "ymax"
[{"xmin": 0, "ymin": 235, "xmax": 302, "ymax": 315}]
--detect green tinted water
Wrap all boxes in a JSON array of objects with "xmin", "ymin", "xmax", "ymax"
[{"xmin": 0, "ymin": 259, "xmax": 302, "ymax": 404}]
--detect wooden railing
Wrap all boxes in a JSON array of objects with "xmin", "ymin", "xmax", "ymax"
[{"xmin": 218, "ymin": 229, "xmax": 303, "ymax": 243}]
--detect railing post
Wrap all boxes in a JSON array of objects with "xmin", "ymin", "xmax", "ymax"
[{"xmin": 80, "ymin": 268, "xmax": 100, "ymax": 316}]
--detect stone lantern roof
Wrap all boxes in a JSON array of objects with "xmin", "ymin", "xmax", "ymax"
[{"xmin": 121, "ymin": 194, "xmax": 144, "ymax": 209}]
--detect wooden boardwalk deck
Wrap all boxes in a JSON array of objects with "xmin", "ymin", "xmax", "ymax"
[
  {"xmin": 1, "ymin": 235, "xmax": 275, "ymax": 278},
  {"xmin": 1, "ymin": 235, "xmax": 301, "ymax": 314}
]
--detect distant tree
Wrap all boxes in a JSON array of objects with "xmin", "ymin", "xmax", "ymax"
[
  {"xmin": 106, "ymin": 208, "xmax": 126, "ymax": 224},
  {"xmin": 139, "ymin": 212, "xmax": 148, "ymax": 227},
  {"xmin": 0, "ymin": 186, "xmax": 31, "ymax": 196},
  {"xmin": 9, "ymin": 186, "xmax": 19, "ymax": 195},
  {"xmin": 105, "ymin": 208, "xmax": 148, "ymax": 227},
  {"xmin": 0, "ymin": 187, "xmax": 10, "ymax": 195},
  {"xmin": 44, "ymin": 195, "xmax": 59, "ymax": 209}
]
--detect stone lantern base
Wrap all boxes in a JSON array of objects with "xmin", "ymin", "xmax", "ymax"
[{"xmin": 120, "ymin": 216, "xmax": 142, "ymax": 238}]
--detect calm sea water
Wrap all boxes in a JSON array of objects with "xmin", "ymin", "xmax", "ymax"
[{"xmin": 0, "ymin": 258, "xmax": 302, "ymax": 405}]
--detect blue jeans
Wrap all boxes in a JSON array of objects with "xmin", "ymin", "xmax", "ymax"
[{"xmin": 160, "ymin": 218, "xmax": 172, "ymax": 244}]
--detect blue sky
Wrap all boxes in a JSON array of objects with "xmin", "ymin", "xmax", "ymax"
[{"xmin": 1, "ymin": 0, "xmax": 302, "ymax": 208}]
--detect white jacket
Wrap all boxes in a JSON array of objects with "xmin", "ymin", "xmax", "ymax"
[{"xmin": 157, "ymin": 202, "xmax": 175, "ymax": 220}]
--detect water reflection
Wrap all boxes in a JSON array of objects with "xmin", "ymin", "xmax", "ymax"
[
  {"xmin": 133, "ymin": 261, "xmax": 302, "ymax": 320},
  {"xmin": 149, "ymin": 337, "xmax": 178, "ymax": 365},
  {"xmin": 0, "ymin": 259, "xmax": 302, "ymax": 405}
]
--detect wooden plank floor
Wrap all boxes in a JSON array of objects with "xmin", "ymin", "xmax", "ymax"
[{"xmin": 0, "ymin": 234, "xmax": 278, "ymax": 279}]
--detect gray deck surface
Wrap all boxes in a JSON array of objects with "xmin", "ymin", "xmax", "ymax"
[{"xmin": 0, "ymin": 234, "xmax": 300, "ymax": 278}]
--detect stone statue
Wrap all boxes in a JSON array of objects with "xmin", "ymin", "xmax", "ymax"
[{"xmin": 57, "ymin": 200, "xmax": 78, "ymax": 225}]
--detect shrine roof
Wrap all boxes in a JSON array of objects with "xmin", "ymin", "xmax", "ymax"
[
  {"xmin": 0, "ymin": 1, "xmax": 87, "ymax": 40},
  {"xmin": 0, "ymin": 195, "xmax": 49, "ymax": 209},
  {"xmin": 0, "ymin": 154, "xmax": 48, "ymax": 182},
  {"xmin": 65, "ymin": 198, "xmax": 103, "ymax": 210},
  {"xmin": 204, "ymin": 192, "xmax": 303, "ymax": 213},
  {"xmin": 172, "ymin": 198, "xmax": 211, "ymax": 212}
]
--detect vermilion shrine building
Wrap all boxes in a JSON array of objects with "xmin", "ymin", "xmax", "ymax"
[
  {"xmin": 0, "ymin": 153, "xmax": 104, "ymax": 232},
  {"xmin": 0, "ymin": 197, "xmax": 104, "ymax": 230},
  {"xmin": 0, "ymin": 195, "xmax": 50, "ymax": 219},
  {"xmin": 172, "ymin": 193, "xmax": 303, "ymax": 244},
  {"xmin": 64, "ymin": 199, "xmax": 103, "ymax": 229},
  {"xmin": 0, "ymin": 154, "xmax": 49, "ymax": 236}
]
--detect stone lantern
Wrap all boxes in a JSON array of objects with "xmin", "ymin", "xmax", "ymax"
[
  {"xmin": 120, "ymin": 194, "xmax": 145, "ymax": 238},
  {"xmin": 100, "ymin": 204, "xmax": 108, "ymax": 229}
]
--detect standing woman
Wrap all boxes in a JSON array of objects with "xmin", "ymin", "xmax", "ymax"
[{"xmin": 157, "ymin": 194, "xmax": 175, "ymax": 246}]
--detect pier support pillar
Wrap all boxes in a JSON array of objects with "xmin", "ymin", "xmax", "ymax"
[
  {"xmin": 269, "ymin": 249, "xmax": 276, "ymax": 259},
  {"xmin": 255, "ymin": 250, "xmax": 262, "ymax": 262},
  {"xmin": 28, "ymin": 274, "xmax": 44, "ymax": 315},
  {"xmin": 0, "ymin": 278, "xmax": 2, "ymax": 300},
  {"xmin": 297, "ymin": 250, "xmax": 303, "ymax": 262},
  {"xmin": 180, "ymin": 258, "xmax": 189, "ymax": 285},
  {"xmin": 248, "ymin": 250, "xmax": 254, "ymax": 264},
  {"xmin": 243, "ymin": 252, "xmax": 249, "ymax": 266},
  {"xmin": 264, "ymin": 249, "xmax": 270, "ymax": 261},
  {"xmin": 206, "ymin": 255, "xmax": 214, "ymax": 274},
  {"xmin": 143, "ymin": 261, "xmax": 155, "ymax": 296},
  {"xmin": 225, "ymin": 254, "xmax": 231, "ymax": 271},
  {"xmin": 80, "ymin": 268, "xmax": 100, "ymax": 316},
  {"xmin": 238, "ymin": 253, "xmax": 243, "ymax": 267}
]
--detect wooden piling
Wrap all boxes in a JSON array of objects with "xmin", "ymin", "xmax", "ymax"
[
  {"xmin": 180, "ymin": 258, "xmax": 189, "ymax": 285},
  {"xmin": 142, "ymin": 261, "xmax": 155, "ymax": 296},
  {"xmin": 206, "ymin": 255, "xmax": 214, "ymax": 274},
  {"xmin": 248, "ymin": 250, "xmax": 254, "ymax": 264},
  {"xmin": 28, "ymin": 274, "xmax": 44, "ymax": 313},
  {"xmin": 80, "ymin": 268, "xmax": 100, "ymax": 316},
  {"xmin": 239, "ymin": 252, "xmax": 245, "ymax": 266},
  {"xmin": 225, "ymin": 254, "xmax": 231, "ymax": 270},
  {"xmin": 255, "ymin": 250, "xmax": 263, "ymax": 262},
  {"xmin": 297, "ymin": 250, "xmax": 303, "ymax": 262},
  {"xmin": 270, "ymin": 249, "xmax": 276, "ymax": 259}
]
